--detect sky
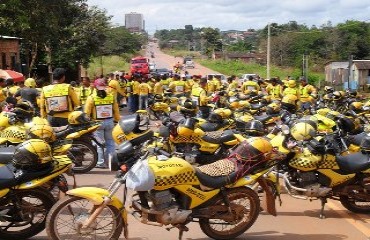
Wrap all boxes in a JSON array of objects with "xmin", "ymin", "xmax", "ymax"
[{"xmin": 87, "ymin": 0, "xmax": 370, "ymax": 34}]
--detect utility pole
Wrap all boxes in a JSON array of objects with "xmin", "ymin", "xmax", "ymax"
[
  {"xmin": 267, "ymin": 23, "xmax": 271, "ymax": 79},
  {"xmin": 348, "ymin": 55, "xmax": 353, "ymax": 90}
]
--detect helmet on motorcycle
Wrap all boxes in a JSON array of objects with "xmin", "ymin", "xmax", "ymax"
[
  {"xmin": 281, "ymin": 94, "xmax": 298, "ymax": 112},
  {"xmin": 316, "ymin": 108, "xmax": 331, "ymax": 117},
  {"xmin": 24, "ymin": 78, "xmax": 36, "ymax": 88},
  {"xmin": 68, "ymin": 111, "xmax": 90, "ymax": 125},
  {"xmin": 337, "ymin": 115, "xmax": 362, "ymax": 134},
  {"xmin": 333, "ymin": 91, "xmax": 343, "ymax": 101},
  {"xmin": 12, "ymin": 139, "xmax": 53, "ymax": 170},
  {"xmin": 208, "ymin": 112, "xmax": 223, "ymax": 123},
  {"xmin": 13, "ymin": 100, "xmax": 35, "ymax": 120},
  {"xmin": 230, "ymin": 137, "xmax": 273, "ymax": 163},
  {"xmin": 154, "ymin": 94, "xmax": 164, "ymax": 102},
  {"xmin": 214, "ymin": 108, "xmax": 232, "ymax": 119},
  {"xmin": 290, "ymin": 122, "xmax": 317, "ymax": 141},
  {"xmin": 261, "ymin": 95, "xmax": 272, "ymax": 104},
  {"xmin": 349, "ymin": 101, "xmax": 364, "ymax": 113},
  {"xmin": 288, "ymin": 80, "xmax": 296, "ymax": 88},
  {"xmin": 27, "ymin": 124, "xmax": 56, "ymax": 143},
  {"xmin": 243, "ymin": 120, "xmax": 265, "ymax": 136},
  {"xmin": 360, "ymin": 135, "xmax": 370, "ymax": 153},
  {"xmin": 177, "ymin": 99, "xmax": 197, "ymax": 115},
  {"xmin": 324, "ymin": 86, "xmax": 334, "ymax": 93},
  {"xmin": 348, "ymin": 89, "xmax": 358, "ymax": 97},
  {"xmin": 229, "ymin": 101, "xmax": 240, "ymax": 110},
  {"xmin": 266, "ymin": 102, "xmax": 281, "ymax": 115}
]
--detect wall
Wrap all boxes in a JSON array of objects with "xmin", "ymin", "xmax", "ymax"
[{"xmin": 0, "ymin": 38, "xmax": 20, "ymax": 70}]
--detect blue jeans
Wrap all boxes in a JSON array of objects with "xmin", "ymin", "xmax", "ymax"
[
  {"xmin": 96, "ymin": 119, "xmax": 115, "ymax": 165},
  {"xmin": 139, "ymin": 94, "xmax": 148, "ymax": 110},
  {"xmin": 128, "ymin": 95, "xmax": 139, "ymax": 113}
]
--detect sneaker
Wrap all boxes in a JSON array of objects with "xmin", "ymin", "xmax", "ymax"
[{"xmin": 95, "ymin": 163, "xmax": 108, "ymax": 169}]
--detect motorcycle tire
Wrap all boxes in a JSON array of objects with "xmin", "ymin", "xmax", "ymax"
[
  {"xmin": 199, "ymin": 187, "xmax": 260, "ymax": 240},
  {"xmin": 69, "ymin": 139, "xmax": 98, "ymax": 174},
  {"xmin": 46, "ymin": 195, "xmax": 123, "ymax": 239},
  {"xmin": 0, "ymin": 187, "xmax": 55, "ymax": 240},
  {"xmin": 340, "ymin": 195, "xmax": 370, "ymax": 214}
]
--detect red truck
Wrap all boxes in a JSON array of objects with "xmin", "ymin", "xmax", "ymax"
[{"xmin": 130, "ymin": 56, "xmax": 150, "ymax": 76}]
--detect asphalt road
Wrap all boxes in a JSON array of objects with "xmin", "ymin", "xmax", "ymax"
[{"xmin": 32, "ymin": 44, "xmax": 370, "ymax": 240}]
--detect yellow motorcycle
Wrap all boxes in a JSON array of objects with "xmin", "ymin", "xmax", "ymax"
[
  {"xmin": 46, "ymin": 136, "xmax": 280, "ymax": 240},
  {"xmin": 0, "ymin": 111, "xmax": 101, "ymax": 173},
  {"xmin": 0, "ymin": 139, "xmax": 73, "ymax": 240},
  {"xmin": 271, "ymin": 122, "xmax": 370, "ymax": 218}
]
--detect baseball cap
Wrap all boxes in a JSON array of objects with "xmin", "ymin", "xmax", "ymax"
[
  {"xmin": 181, "ymin": 74, "xmax": 186, "ymax": 78},
  {"xmin": 94, "ymin": 78, "xmax": 106, "ymax": 90}
]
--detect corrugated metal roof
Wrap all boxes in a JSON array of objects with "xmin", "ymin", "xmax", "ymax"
[
  {"xmin": 354, "ymin": 60, "xmax": 370, "ymax": 70},
  {"xmin": 0, "ymin": 35, "xmax": 21, "ymax": 40}
]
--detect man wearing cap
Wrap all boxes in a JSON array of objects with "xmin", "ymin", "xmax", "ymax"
[
  {"xmin": 40, "ymin": 68, "xmax": 80, "ymax": 126},
  {"xmin": 84, "ymin": 78, "xmax": 120, "ymax": 168}
]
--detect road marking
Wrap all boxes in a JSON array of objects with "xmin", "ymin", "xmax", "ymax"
[{"xmin": 327, "ymin": 200, "xmax": 370, "ymax": 237}]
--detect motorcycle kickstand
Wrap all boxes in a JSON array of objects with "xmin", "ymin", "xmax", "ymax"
[
  {"xmin": 177, "ymin": 224, "xmax": 189, "ymax": 240},
  {"xmin": 319, "ymin": 197, "xmax": 327, "ymax": 219}
]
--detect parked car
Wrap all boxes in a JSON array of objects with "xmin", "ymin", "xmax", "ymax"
[
  {"xmin": 153, "ymin": 68, "xmax": 170, "ymax": 77},
  {"xmin": 185, "ymin": 60, "xmax": 195, "ymax": 69},
  {"xmin": 240, "ymin": 73, "xmax": 257, "ymax": 83}
]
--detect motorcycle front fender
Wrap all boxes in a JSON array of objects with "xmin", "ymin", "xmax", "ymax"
[{"xmin": 66, "ymin": 187, "xmax": 127, "ymax": 222}]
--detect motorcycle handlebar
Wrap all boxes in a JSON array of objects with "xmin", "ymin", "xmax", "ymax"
[{"xmin": 154, "ymin": 147, "xmax": 171, "ymax": 158}]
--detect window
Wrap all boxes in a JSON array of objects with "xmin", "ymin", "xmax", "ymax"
[{"xmin": 10, "ymin": 53, "xmax": 17, "ymax": 69}]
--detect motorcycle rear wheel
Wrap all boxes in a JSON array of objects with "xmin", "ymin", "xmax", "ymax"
[
  {"xmin": 199, "ymin": 187, "xmax": 260, "ymax": 240},
  {"xmin": 0, "ymin": 187, "xmax": 55, "ymax": 240},
  {"xmin": 340, "ymin": 195, "xmax": 370, "ymax": 213},
  {"xmin": 46, "ymin": 195, "xmax": 123, "ymax": 239},
  {"xmin": 69, "ymin": 139, "xmax": 98, "ymax": 174}
]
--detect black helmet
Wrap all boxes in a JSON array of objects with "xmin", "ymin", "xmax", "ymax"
[
  {"xmin": 208, "ymin": 112, "xmax": 223, "ymax": 123},
  {"xmin": 13, "ymin": 100, "xmax": 35, "ymax": 120},
  {"xmin": 154, "ymin": 94, "xmax": 164, "ymax": 102},
  {"xmin": 348, "ymin": 89, "xmax": 358, "ymax": 97},
  {"xmin": 243, "ymin": 120, "xmax": 265, "ymax": 136}
]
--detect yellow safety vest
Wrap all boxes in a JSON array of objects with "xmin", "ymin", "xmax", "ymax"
[
  {"xmin": 93, "ymin": 93, "xmax": 114, "ymax": 120},
  {"xmin": 283, "ymin": 87, "xmax": 298, "ymax": 96},
  {"xmin": 173, "ymin": 81, "xmax": 185, "ymax": 93},
  {"xmin": 191, "ymin": 87, "xmax": 206, "ymax": 106},
  {"xmin": 43, "ymin": 84, "xmax": 71, "ymax": 113},
  {"xmin": 78, "ymin": 86, "xmax": 92, "ymax": 105},
  {"xmin": 267, "ymin": 84, "xmax": 282, "ymax": 99},
  {"xmin": 126, "ymin": 81, "xmax": 133, "ymax": 96}
]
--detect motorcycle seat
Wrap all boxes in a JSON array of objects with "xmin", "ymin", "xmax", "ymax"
[
  {"xmin": 0, "ymin": 164, "xmax": 54, "ymax": 190},
  {"xmin": 347, "ymin": 132, "xmax": 367, "ymax": 146},
  {"xmin": 254, "ymin": 114, "xmax": 273, "ymax": 123},
  {"xmin": 199, "ymin": 121, "xmax": 228, "ymax": 132},
  {"xmin": 53, "ymin": 125, "xmax": 71, "ymax": 138},
  {"xmin": 195, "ymin": 169, "xmax": 238, "ymax": 189},
  {"xmin": 202, "ymin": 130, "xmax": 235, "ymax": 144},
  {"xmin": 250, "ymin": 104, "xmax": 265, "ymax": 110},
  {"xmin": 336, "ymin": 152, "xmax": 370, "ymax": 174},
  {"xmin": 0, "ymin": 146, "xmax": 16, "ymax": 165}
]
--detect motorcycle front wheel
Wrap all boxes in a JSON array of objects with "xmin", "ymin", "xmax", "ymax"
[
  {"xmin": 199, "ymin": 187, "xmax": 260, "ymax": 240},
  {"xmin": 0, "ymin": 187, "xmax": 55, "ymax": 240},
  {"xmin": 46, "ymin": 195, "xmax": 123, "ymax": 239},
  {"xmin": 69, "ymin": 139, "xmax": 98, "ymax": 174}
]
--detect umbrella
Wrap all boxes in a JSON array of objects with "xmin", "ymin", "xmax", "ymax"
[{"xmin": 0, "ymin": 69, "xmax": 25, "ymax": 82}]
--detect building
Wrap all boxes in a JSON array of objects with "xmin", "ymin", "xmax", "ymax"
[
  {"xmin": 325, "ymin": 60, "xmax": 370, "ymax": 90},
  {"xmin": 0, "ymin": 35, "xmax": 21, "ymax": 70},
  {"xmin": 125, "ymin": 12, "xmax": 144, "ymax": 33}
]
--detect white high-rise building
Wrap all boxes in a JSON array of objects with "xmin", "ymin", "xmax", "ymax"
[{"xmin": 125, "ymin": 12, "xmax": 144, "ymax": 32}]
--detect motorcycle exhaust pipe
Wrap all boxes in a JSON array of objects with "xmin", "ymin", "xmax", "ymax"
[{"xmin": 276, "ymin": 172, "xmax": 309, "ymax": 200}]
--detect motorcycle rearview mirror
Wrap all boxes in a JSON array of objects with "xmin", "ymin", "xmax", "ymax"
[{"xmin": 281, "ymin": 125, "xmax": 290, "ymax": 135}]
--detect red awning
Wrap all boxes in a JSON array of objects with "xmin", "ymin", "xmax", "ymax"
[{"xmin": 0, "ymin": 69, "xmax": 25, "ymax": 82}]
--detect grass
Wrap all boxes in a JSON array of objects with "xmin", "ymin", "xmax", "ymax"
[{"xmin": 87, "ymin": 55, "xmax": 130, "ymax": 78}]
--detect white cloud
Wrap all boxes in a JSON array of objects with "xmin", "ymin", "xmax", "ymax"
[{"xmin": 87, "ymin": 0, "xmax": 370, "ymax": 33}]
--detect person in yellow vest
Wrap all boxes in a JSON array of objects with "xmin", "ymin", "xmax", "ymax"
[
  {"xmin": 160, "ymin": 74, "xmax": 171, "ymax": 91},
  {"xmin": 266, "ymin": 78, "xmax": 283, "ymax": 101},
  {"xmin": 76, "ymin": 77, "xmax": 93, "ymax": 107},
  {"xmin": 84, "ymin": 78, "xmax": 120, "ymax": 168},
  {"xmin": 207, "ymin": 75, "xmax": 221, "ymax": 95},
  {"xmin": 169, "ymin": 74, "xmax": 188, "ymax": 97},
  {"xmin": 227, "ymin": 75, "xmax": 239, "ymax": 92},
  {"xmin": 40, "ymin": 68, "xmax": 80, "ymax": 127},
  {"xmin": 126, "ymin": 76, "xmax": 135, "ymax": 113},
  {"xmin": 108, "ymin": 73, "xmax": 126, "ymax": 106},
  {"xmin": 191, "ymin": 78, "xmax": 211, "ymax": 118},
  {"xmin": 282, "ymin": 79, "xmax": 300, "ymax": 99},
  {"xmin": 153, "ymin": 76, "xmax": 163, "ymax": 95},
  {"xmin": 191, "ymin": 75, "xmax": 201, "ymax": 89},
  {"xmin": 2, "ymin": 78, "xmax": 20, "ymax": 98},
  {"xmin": 138, "ymin": 78, "xmax": 152, "ymax": 110},
  {"xmin": 298, "ymin": 77, "xmax": 317, "ymax": 110},
  {"xmin": 241, "ymin": 75, "xmax": 260, "ymax": 94},
  {"xmin": 0, "ymin": 78, "xmax": 6, "ymax": 105}
]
